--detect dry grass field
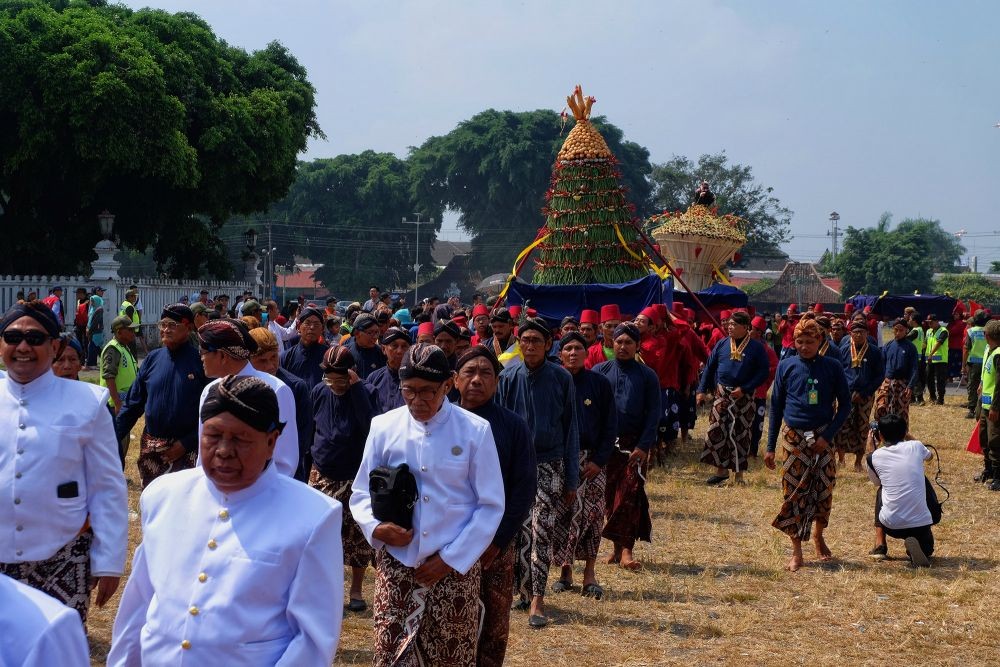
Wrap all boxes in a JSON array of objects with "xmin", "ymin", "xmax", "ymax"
[{"xmin": 86, "ymin": 393, "xmax": 999, "ymax": 666}]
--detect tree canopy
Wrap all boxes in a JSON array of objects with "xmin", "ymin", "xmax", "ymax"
[
  {"xmin": 408, "ymin": 109, "xmax": 653, "ymax": 274},
  {"xmin": 0, "ymin": 0, "xmax": 320, "ymax": 277},
  {"xmin": 836, "ymin": 213, "xmax": 964, "ymax": 295},
  {"xmin": 932, "ymin": 274, "xmax": 1000, "ymax": 306},
  {"xmin": 247, "ymin": 152, "xmax": 443, "ymax": 296},
  {"xmin": 648, "ymin": 151, "xmax": 791, "ymax": 259}
]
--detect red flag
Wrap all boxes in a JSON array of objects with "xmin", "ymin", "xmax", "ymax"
[
  {"xmin": 967, "ymin": 422, "xmax": 982, "ymax": 454},
  {"xmin": 970, "ymin": 299, "xmax": 983, "ymax": 314}
]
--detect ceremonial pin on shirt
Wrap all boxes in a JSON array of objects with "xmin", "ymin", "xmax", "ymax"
[{"xmin": 451, "ymin": 446, "xmax": 463, "ymax": 456}]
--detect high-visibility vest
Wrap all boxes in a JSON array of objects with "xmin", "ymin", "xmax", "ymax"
[
  {"xmin": 982, "ymin": 347, "xmax": 1000, "ymax": 408},
  {"xmin": 926, "ymin": 326, "xmax": 947, "ymax": 363},
  {"xmin": 913, "ymin": 327, "xmax": 925, "ymax": 359},
  {"xmin": 99, "ymin": 338, "xmax": 137, "ymax": 405},
  {"xmin": 967, "ymin": 326, "xmax": 988, "ymax": 364},
  {"xmin": 119, "ymin": 300, "xmax": 140, "ymax": 327}
]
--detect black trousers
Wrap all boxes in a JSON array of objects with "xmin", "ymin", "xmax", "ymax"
[
  {"xmin": 967, "ymin": 362, "xmax": 983, "ymax": 412},
  {"xmin": 875, "ymin": 489, "xmax": 935, "ymax": 556},
  {"xmin": 927, "ymin": 362, "xmax": 947, "ymax": 402},
  {"xmin": 914, "ymin": 358, "xmax": 927, "ymax": 401}
]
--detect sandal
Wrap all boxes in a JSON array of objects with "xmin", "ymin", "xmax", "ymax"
[
  {"xmin": 551, "ymin": 579, "xmax": 573, "ymax": 593},
  {"xmin": 347, "ymin": 598, "xmax": 367, "ymax": 613},
  {"xmin": 581, "ymin": 583, "xmax": 604, "ymax": 600},
  {"xmin": 528, "ymin": 614, "xmax": 549, "ymax": 628}
]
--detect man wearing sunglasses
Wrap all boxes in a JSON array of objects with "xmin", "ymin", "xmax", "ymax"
[
  {"xmin": 116, "ymin": 304, "xmax": 209, "ymax": 487},
  {"xmin": 0, "ymin": 301, "xmax": 128, "ymax": 625}
]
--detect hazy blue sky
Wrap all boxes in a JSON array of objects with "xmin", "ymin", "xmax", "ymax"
[{"xmin": 123, "ymin": 0, "xmax": 1000, "ymax": 265}]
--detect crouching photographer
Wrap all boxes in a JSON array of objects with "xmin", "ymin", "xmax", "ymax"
[{"xmin": 866, "ymin": 413, "xmax": 937, "ymax": 567}]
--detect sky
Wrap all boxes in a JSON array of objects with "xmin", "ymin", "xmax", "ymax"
[{"xmin": 123, "ymin": 0, "xmax": 1000, "ymax": 266}]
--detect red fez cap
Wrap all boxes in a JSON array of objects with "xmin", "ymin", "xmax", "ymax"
[
  {"xmin": 813, "ymin": 303, "xmax": 823, "ymax": 313},
  {"xmin": 844, "ymin": 303, "xmax": 855, "ymax": 314},
  {"xmin": 685, "ymin": 308, "xmax": 696, "ymax": 321},
  {"xmin": 863, "ymin": 306, "xmax": 872, "ymax": 314},
  {"xmin": 417, "ymin": 321, "xmax": 434, "ymax": 337},
  {"xmin": 599, "ymin": 304, "xmax": 621, "ymax": 322},
  {"xmin": 452, "ymin": 315, "xmax": 469, "ymax": 328},
  {"xmin": 509, "ymin": 305, "xmax": 522, "ymax": 318},
  {"xmin": 720, "ymin": 310, "xmax": 732, "ymax": 319},
  {"xmin": 672, "ymin": 301, "xmax": 686, "ymax": 314},
  {"xmin": 787, "ymin": 303, "xmax": 798, "ymax": 313},
  {"xmin": 639, "ymin": 306, "xmax": 661, "ymax": 325},
  {"xmin": 751, "ymin": 315, "xmax": 767, "ymax": 331},
  {"xmin": 654, "ymin": 304, "xmax": 669, "ymax": 322},
  {"xmin": 580, "ymin": 309, "xmax": 599, "ymax": 325},
  {"xmin": 472, "ymin": 304, "xmax": 489, "ymax": 318},
  {"xmin": 526, "ymin": 307, "xmax": 537, "ymax": 317}
]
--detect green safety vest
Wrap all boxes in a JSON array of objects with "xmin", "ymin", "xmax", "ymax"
[
  {"xmin": 981, "ymin": 347, "xmax": 1000, "ymax": 408},
  {"xmin": 925, "ymin": 326, "xmax": 947, "ymax": 363},
  {"xmin": 913, "ymin": 327, "xmax": 925, "ymax": 358},
  {"xmin": 119, "ymin": 300, "xmax": 140, "ymax": 326},
  {"xmin": 967, "ymin": 326, "xmax": 987, "ymax": 364},
  {"xmin": 99, "ymin": 338, "xmax": 137, "ymax": 405}
]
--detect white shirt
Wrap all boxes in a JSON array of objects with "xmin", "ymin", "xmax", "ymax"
[
  {"xmin": 0, "ymin": 572, "xmax": 89, "ymax": 667},
  {"xmin": 868, "ymin": 440, "xmax": 934, "ymax": 529},
  {"xmin": 198, "ymin": 364, "xmax": 299, "ymax": 477},
  {"xmin": 108, "ymin": 465, "xmax": 343, "ymax": 667},
  {"xmin": 268, "ymin": 319, "xmax": 298, "ymax": 356},
  {"xmin": 0, "ymin": 371, "xmax": 128, "ymax": 576},
  {"xmin": 350, "ymin": 400, "xmax": 504, "ymax": 574}
]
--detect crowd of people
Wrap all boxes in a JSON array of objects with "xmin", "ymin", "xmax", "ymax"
[{"xmin": 0, "ymin": 285, "xmax": 969, "ymax": 665}]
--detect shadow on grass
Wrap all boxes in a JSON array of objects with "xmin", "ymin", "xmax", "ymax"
[
  {"xmin": 542, "ymin": 607, "xmax": 706, "ymax": 636},
  {"xmin": 87, "ymin": 636, "xmax": 110, "ymax": 662},
  {"xmin": 336, "ymin": 648, "xmax": 374, "ymax": 664},
  {"xmin": 638, "ymin": 560, "xmax": 782, "ymax": 580},
  {"xmin": 652, "ymin": 510, "xmax": 749, "ymax": 528}
]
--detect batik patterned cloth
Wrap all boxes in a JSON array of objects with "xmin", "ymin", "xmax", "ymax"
[
  {"xmin": 0, "ymin": 531, "xmax": 92, "ymax": 622},
  {"xmin": 308, "ymin": 469, "xmax": 372, "ymax": 568},
  {"xmin": 137, "ymin": 431, "xmax": 196, "ymax": 489},
  {"xmin": 750, "ymin": 397, "xmax": 767, "ymax": 457},
  {"xmin": 476, "ymin": 544, "xmax": 515, "ymax": 667},
  {"xmin": 872, "ymin": 378, "xmax": 910, "ymax": 423},
  {"xmin": 772, "ymin": 425, "xmax": 836, "ymax": 540},
  {"xmin": 658, "ymin": 387, "xmax": 681, "ymax": 444},
  {"xmin": 553, "ymin": 451, "xmax": 607, "ymax": 565},
  {"xmin": 833, "ymin": 394, "xmax": 876, "ymax": 455},
  {"xmin": 601, "ymin": 445, "xmax": 651, "ymax": 550},
  {"xmin": 372, "ymin": 549, "xmax": 481, "ymax": 667},
  {"xmin": 699, "ymin": 386, "xmax": 755, "ymax": 472},
  {"xmin": 514, "ymin": 460, "xmax": 564, "ymax": 600}
]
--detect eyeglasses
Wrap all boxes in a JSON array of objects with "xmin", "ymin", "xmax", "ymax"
[
  {"xmin": 158, "ymin": 320, "xmax": 179, "ymax": 331},
  {"xmin": 400, "ymin": 385, "xmax": 442, "ymax": 401},
  {"xmin": 519, "ymin": 336, "xmax": 547, "ymax": 347},
  {"xmin": 2, "ymin": 330, "xmax": 51, "ymax": 346}
]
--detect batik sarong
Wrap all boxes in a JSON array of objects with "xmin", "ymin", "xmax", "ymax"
[
  {"xmin": 833, "ymin": 394, "xmax": 875, "ymax": 456},
  {"xmin": 137, "ymin": 431, "xmax": 196, "ymax": 489},
  {"xmin": 772, "ymin": 425, "xmax": 836, "ymax": 541},
  {"xmin": 373, "ymin": 549, "xmax": 481, "ymax": 667},
  {"xmin": 0, "ymin": 530, "xmax": 92, "ymax": 622},
  {"xmin": 658, "ymin": 388, "xmax": 681, "ymax": 444},
  {"xmin": 872, "ymin": 377, "xmax": 910, "ymax": 423},
  {"xmin": 699, "ymin": 386, "xmax": 755, "ymax": 472},
  {"xmin": 682, "ymin": 388, "xmax": 698, "ymax": 430},
  {"xmin": 602, "ymin": 444, "xmax": 652, "ymax": 549},
  {"xmin": 553, "ymin": 451, "xmax": 606, "ymax": 565},
  {"xmin": 514, "ymin": 460, "xmax": 564, "ymax": 600},
  {"xmin": 477, "ymin": 544, "xmax": 515, "ymax": 667},
  {"xmin": 749, "ymin": 397, "xmax": 767, "ymax": 457},
  {"xmin": 309, "ymin": 469, "xmax": 373, "ymax": 568}
]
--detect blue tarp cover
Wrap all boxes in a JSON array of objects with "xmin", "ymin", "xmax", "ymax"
[
  {"xmin": 506, "ymin": 275, "xmax": 666, "ymax": 325},
  {"xmin": 672, "ymin": 282, "xmax": 749, "ymax": 309},
  {"xmin": 846, "ymin": 294, "xmax": 957, "ymax": 319}
]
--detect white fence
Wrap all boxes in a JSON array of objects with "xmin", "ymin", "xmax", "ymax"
[{"xmin": 0, "ymin": 275, "xmax": 256, "ymax": 348}]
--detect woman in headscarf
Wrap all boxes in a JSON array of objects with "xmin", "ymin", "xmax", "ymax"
[{"xmin": 85, "ymin": 293, "xmax": 105, "ymax": 369}]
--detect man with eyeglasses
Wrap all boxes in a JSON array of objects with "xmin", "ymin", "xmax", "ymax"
[
  {"xmin": 496, "ymin": 317, "xmax": 579, "ymax": 628},
  {"xmin": 117, "ymin": 305, "xmax": 209, "ymax": 486},
  {"xmin": 585, "ymin": 304, "xmax": 621, "ymax": 369},
  {"xmin": 280, "ymin": 307, "xmax": 329, "ymax": 389},
  {"xmin": 344, "ymin": 313, "xmax": 387, "ymax": 381},
  {"xmin": 351, "ymin": 343, "xmax": 503, "ymax": 665},
  {"xmin": 0, "ymin": 302, "xmax": 127, "ymax": 623}
]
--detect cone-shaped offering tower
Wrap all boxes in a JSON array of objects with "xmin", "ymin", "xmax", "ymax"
[
  {"xmin": 648, "ymin": 201, "xmax": 747, "ymax": 292},
  {"xmin": 532, "ymin": 86, "xmax": 649, "ymax": 285}
]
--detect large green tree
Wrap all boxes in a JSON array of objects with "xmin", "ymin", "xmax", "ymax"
[
  {"xmin": 252, "ymin": 152, "xmax": 443, "ymax": 297},
  {"xmin": 0, "ymin": 0, "xmax": 320, "ymax": 277},
  {"xmin": 836, "ymin": 213, "xmax": 964, "ymax": 295},
  {"xmin": 932, "ymin": 274, "xmax": 1000, "ymax": 306},
  {"xmin": 409, "ymin": 109, "xmax": 653, "ymax": 274},
  {"xmin": 648, "ymin": 151, "xmax": 792, "ymax": 259}
]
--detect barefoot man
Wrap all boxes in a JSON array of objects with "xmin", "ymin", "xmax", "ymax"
[{"xmin": 765, "ymin": 318, "xmax": 851, "ymax": 571}]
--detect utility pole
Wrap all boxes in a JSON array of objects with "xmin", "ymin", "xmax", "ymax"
[
  {"xmin": 266, "ymin": 222, "xmax": 272, "ymax": 300},
  {"xmin": 402, "ymin": 215, "xmax": 434, "ymax": 304},
  {"xmin": 828, "ymin": 211, "xmax": 841, "ymax": 261}
]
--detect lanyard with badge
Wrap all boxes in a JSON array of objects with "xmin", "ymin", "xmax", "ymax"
[{"xmin": 807, "ymin": 377, "xmax": 819, "ymax": 405}]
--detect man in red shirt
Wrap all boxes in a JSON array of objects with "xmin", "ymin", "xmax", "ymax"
[
  {"xmin": 777, "ymin": 303, "xmax": 799, "ymax": 359},
  {"xmin": 585, "ymin": 304, "xmax": 620, "ymax": 369}
]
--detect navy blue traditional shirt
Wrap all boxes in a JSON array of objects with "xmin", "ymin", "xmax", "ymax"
[
  {"xmin": 496, "ymin": 360, "xmax": 580, "ymax": 490},
  {"xmin": 116, "ymin": 343, "xmax": 209, "ymax": 452},
  {"xmin": 276, "ymin": 366, "xmax": 314, "ymax": 482},
  {"xmin": 697, "ymin": 336, "xmax": 770, "ymax": 396},
  {"xmin": 365, "ymin": 365, "xmax": 404, "ymax": 414},
  {"xmin": 309, "ymin": 381, "xmax": 376, "ymax": 481},
  {"xmin": 280, "ymin": 340, "xmax": 329, "ymax": 390},
  {"xmin": 840, "ymin": 340, "xmax": 884, "ymax": 397},
  {"xmin": 468, "ymin": 401, "xmax": 537, "ymax": 550},
  {"xmin": 767, "ymin": 353, "xmax": 851, "ymax": 453},
  {"xmin": 592, "ymin": 358, "xmax": 660, "ymax": 452},
  {"xmin": 570, "ymin": 368, "xmax": 618, "ymax": 466},
  {"xmin": 344, "ymin": 337, "xmax": 386, "ymax": 381},
  {"xmin": 881, "ymin": 338, "xmax": 919, "ymax": 388}
]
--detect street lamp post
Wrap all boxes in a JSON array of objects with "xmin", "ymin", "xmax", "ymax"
[
  {"xmin": 243, "ymin": 228, "xmax": 261, "ymax": 289},
  {"xmin": 828, "ymin": 211, "xmax": 841, "ymax": 261},
  {"xmin": 402, "ymin": 215, "xmax": 434, "ymax": 304}
]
